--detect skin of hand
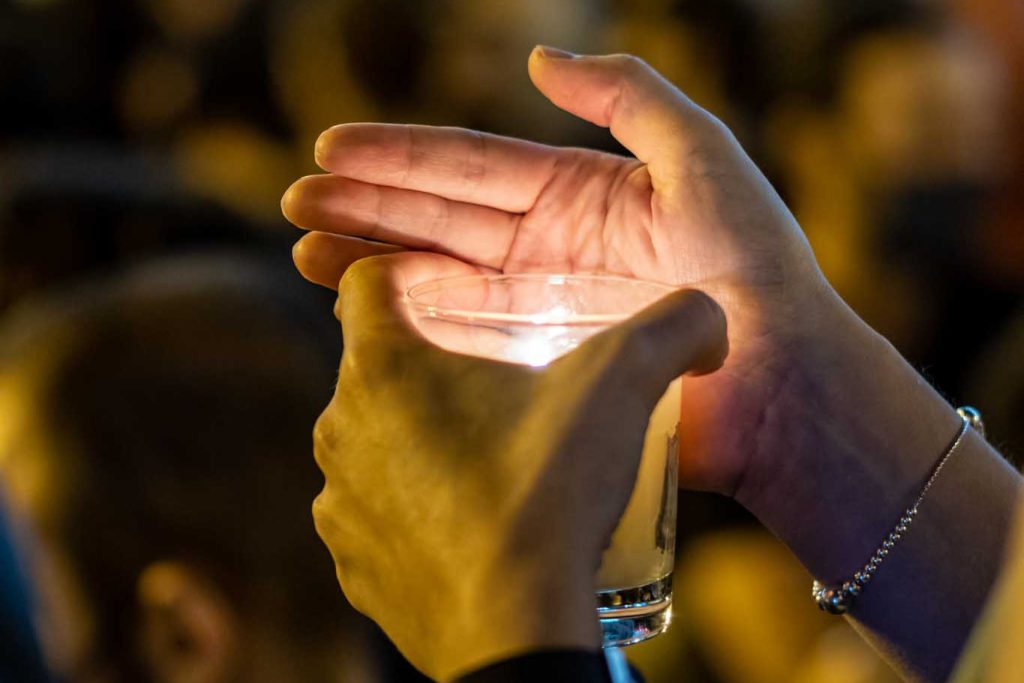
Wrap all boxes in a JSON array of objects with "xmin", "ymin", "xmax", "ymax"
[
  {"xmin": 285, "ymin": 48, "xmax": 1023, "ymax": 681},
  {"xmin": 312, "ymin": 252, "xmax": 727, "ymax": 681},
  {"xmin": 284, "ymin": 47, "xmax": 829, "ymax": 498}
]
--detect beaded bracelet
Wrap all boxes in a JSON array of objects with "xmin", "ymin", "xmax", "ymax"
[{"xmin": 811, "ymin": 406, "xmax": 985, "ymax": 615}]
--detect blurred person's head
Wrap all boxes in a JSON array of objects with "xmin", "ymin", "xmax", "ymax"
[
  {"xmin": 763, "ymin": 18, "xmax": 1012, "ymax": 356},
  {"xmin": 837, "ymin": 25, "xmax": 1008, "ymax": 190},
  {"xmin": 429, "ymin": 0, "xmax": 605, "ymax": 141},
  {"xmin": 602, "ymin": 6, "xmax": 736, "ymax": 133},
  {"xmin": 271, "ymin": 0, "xmax": 607, "ymax": 148},
  {"xmin": 0, "ymin": 253, "xmax": 387, "ymax": 683}
]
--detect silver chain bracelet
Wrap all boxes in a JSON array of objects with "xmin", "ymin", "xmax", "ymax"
[{"xmin": 811, "ymin": 406, "xmax": 985, "ymax": 615}]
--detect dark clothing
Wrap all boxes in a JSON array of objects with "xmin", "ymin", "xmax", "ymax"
[{"xmin": 457, "ymin": 650, "xmax": 614, "ymax": 683}]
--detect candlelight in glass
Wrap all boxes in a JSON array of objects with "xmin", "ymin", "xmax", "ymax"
[{"xmin": 405, "ymin": 273, "xmax": 681, "ymax": 647}]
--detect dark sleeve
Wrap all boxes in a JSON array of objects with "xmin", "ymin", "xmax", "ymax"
[{"xmin": 455, "ymin": 650, "xmax": 613, "ymax": 683}]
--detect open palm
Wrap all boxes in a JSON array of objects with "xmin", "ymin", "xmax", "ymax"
[{"xmin": 283, "ymin": 49, "xmax": 836, "ymax": 497}]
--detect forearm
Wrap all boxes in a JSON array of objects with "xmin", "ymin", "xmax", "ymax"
[{"xmin": 738, "ymin": 291, "xmax": 1023, "ymax": 682}]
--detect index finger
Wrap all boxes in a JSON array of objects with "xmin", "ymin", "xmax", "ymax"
[{"xmin": 315, "ymin": 123, "xmax": 560, "ymax": 214}]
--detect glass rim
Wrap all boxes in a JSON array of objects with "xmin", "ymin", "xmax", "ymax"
[{"xmin": 404, "ymin": 273, "xmax": 677, "ymax": 326}]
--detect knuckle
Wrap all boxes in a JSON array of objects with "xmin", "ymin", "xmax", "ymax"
[
  {"xmin": 425, "ymin": 194, "xmax": 451, "ymax": 243},
  {"xmin": 336, "ymin": 256, "xmax": 387, "ymax": 322},
  {"xmin": 697, "ymin": 115, "xmax": 734, "ymax": 150},
  {"xmin": 312, "ymin": 412, "xmax": 337, "ymax": 471},
  {"xmin": 312, "ymin": 489, "xmax": 370, "ymax": 615},
  {"xmin": 311, "ymin": 487, "xmax": 351, "ymax": 550},
  {"xmin": 612, "ymin": 53, "xmax": 649, "ymax": 77},
  {"xmin": 311, "ymin": 489, "xmax": 332, "ymax": 536},
  {"xmin": 337, "ymin": 256, "xmax": 375, "ymax": 296}
]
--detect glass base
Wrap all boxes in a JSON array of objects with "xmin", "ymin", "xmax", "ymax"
[{"xmin": 597, "ymin": 575, "xmax": 672, "ymax": 647}]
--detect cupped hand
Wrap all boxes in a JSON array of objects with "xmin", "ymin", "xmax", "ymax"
[
  {"xmin": 313, "ymin": 252, "xmax": 726, "ymax": 681},
  {"xmin": 283, "ymin": 48, "xmax": 841, "ymax": 499},
  {"xmin": 290, "ymin": 49, "xmax": 1024, "ymax": 683}
]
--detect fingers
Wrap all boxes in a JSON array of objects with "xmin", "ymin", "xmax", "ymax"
[
  {"xmin": 313, "ymin": 123, "xmax": 560, "ymax": 213},
  {"xmin": 527, "ymin": 47, "xmax": 721, "ymax": 184},
  {"xmin": 336, "ymin": 251, "xmax": 483, "ymax": 355},
  {"xmin": 282, "ymin": 175, "xmax": 520, "ymax": 269},
  {"xmin": 563, "ymin": 288, "xmax": 728, "ymax": 408},
  {"xmin": 293, "ymin": 232, "xmax": 403, "ymax": 290}
]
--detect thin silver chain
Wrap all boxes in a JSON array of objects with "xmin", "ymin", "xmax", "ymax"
[{"xmin": 812, "ymin": 408, "xmax": 981, "ymax": 614}]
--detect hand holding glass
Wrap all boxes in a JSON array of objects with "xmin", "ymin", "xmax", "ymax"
[{"xmin": 406, "ymin": 273, "xmax": 682, "ymax": 647}]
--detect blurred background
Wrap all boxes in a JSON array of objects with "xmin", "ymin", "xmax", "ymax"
[{"xmin": 0, "ymin": 0, "xmax": 1022, "ymax": 682}]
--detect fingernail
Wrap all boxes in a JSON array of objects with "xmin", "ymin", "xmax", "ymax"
[
  {"xmin": 281, "ymin": 185, "xmax": 294, "ymax": 219},
  {"xmin": 536, "ymin": 45, "xmax": 576, "ymax": 60},
  {"xmin": 281, "ymin": 181, "xmax": 303, "ymax": 224},
  {"xmin": 291, "ymin": 237, "xmax": 307, "ymax": 263},
  {"xmin": 314, "ymin": 130, "xmax": 331, "ymax": 166}
]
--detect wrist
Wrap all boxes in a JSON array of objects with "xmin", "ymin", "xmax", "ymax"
[
  {"xmin": 734, "ymin": 288, "xmax": 963, "ymax": 579},
  {"xmin": 733, "ymin": 287, "xmax": 1023, "ymax": 680}
]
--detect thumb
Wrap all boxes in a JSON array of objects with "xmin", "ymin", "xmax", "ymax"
[
  {"xmin": 558, "ymin": 288, "xmax": 728, "ymax": 410},
  {"xmin": 527, "ymin": 47, "xmax": 722, "ymax": 183}
]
